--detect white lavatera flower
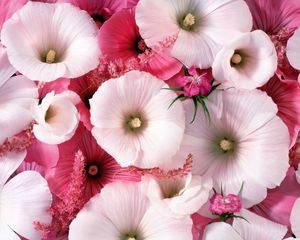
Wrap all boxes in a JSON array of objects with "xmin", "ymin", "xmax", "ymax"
[
  {"xmin": 0, "ymin": 45, "xmax": 38, "ymax": 144},
  {"xmin": 287, "ymin": 27, "xmax": 300, "ymax": 71},
  {"xmin": 0, "ymin": 151, "xmax": 52, "ymax": 240},
  {"xmin": 136, "ymin": 0, "xmax": 252, "ymax": 68},
  {"xmin": 33, "ymin": 90, "xmax": 80, "ymax": 144},
  {"xmin": 69, "ymin": 181, "xmax": 193, "ymax": 240},
  {"xmin": 142, "ymin": 173, "xmax": 212, "ymax": 217},
  {"xmin": 0, "ymin": 1, "xmax": 100, "ymax": 82},
  {"xmin": 291, "ymin": 198, "xmax": 300, "ymax": 238},
  {"xmin": 202, "ymin": 209, "xmax": 287, "ymax": 240},
  {"xmin": 212, "ymin": 30, "xmax": 277, "ymax": 90}
]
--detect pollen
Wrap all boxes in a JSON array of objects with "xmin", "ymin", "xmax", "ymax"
[
  {"xmin": 231, "ymin": 53, "xmax": 242, "ymax": 65},
  {"xmin": 129, "ymin": 117, "xmax": 142, "ymax": 129},
  {"xmin": 45, "ymin": 49, "xmax": 56, "ymax": 64},
  {"xmin": 219, "ymin": 139, "xmax": 233, "ymax": 152},
  {"xmin": 88, "ymin": 165, "xmax": 99, "ymax": 176},
  {"xmin": 183, "ymin": 13, "xmax": 196, "ymax": 28}
]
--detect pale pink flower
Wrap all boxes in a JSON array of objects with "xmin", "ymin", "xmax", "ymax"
[
  {"xmin": 1, "ymin": 2, "xmax": 100, "ymax": 82},
  {"xmin": 260, "ymin": 76, "xmax": 300, "ymax": 147},
  {"xmin": 90, "ymin": 70, "xmax": 185, "ymax": 170},
  {"xmin": 245, "ymin": 0, "xmax": 300, "ymax": 80},
  {"xmin": 212, "ymin": 30, "xmax": 277, "ymax": 89},
  {"xmin": 203, "ymin": 209, "xmax": 287, "ymax": 240},
  {"xmin": 175, "ymin": 89, "xmax": 290, "ymax": 207},
  {"xmin": 0, "ymin": 46, "xmax": 38, "ymax": 144},
  {"xmin": 47, "ymin": 124, "xmax": 138, "ymax": 202},
  {"xmin": 136, "ymin": 0, "xmax": 252, "ymax": 68},
  {"xmin": 142, "ymin": 173, "xmax": 212, "ymax": 217},
  {"xmin": 32, "ymin": 91, "xmax": 80, "ymax": 144},
  {"xmin": 176, "ymin": 67, "xmax": 212, "ymax": 97},
  {"xmin": 0, "ymin": 151, "xmax": 52, "ymax": 240},
  {"xmin": 291, "ymin": 198, "xmax": 300, "ymax": 237},
  {"xmin": 209, "ymin": 193, "xmax": 242, "ymax": 215},
  {"xmin": 69, "ymin": 181, "xmax": 193, "ymax": 240},
  {"xmin": 98, "ymin": 9, "xmax": 182, "ymax": 80}
]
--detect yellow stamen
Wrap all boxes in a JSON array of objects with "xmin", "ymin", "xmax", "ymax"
[
  {"xmin": 219, "ymin": 139, "xmax": 233, "ymax": 152},
  {"xmin": 183, "ymin": 13, "xmax": 196, "ymax": 28},
  {"xmin": 129, "ymin": 117, "xmax": 142, "ymax": 129},
  {"xmin": 231, "ymin": 53, "xmax": 242, "ymax": 65},
  {"xmin": 46, "ymin": 49, "xmax": 56, "ymax": 64}
]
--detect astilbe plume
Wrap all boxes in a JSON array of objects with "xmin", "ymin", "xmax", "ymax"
[
  {"xmin": 0, "ymin": 122, "xmax": 35, "ymax": 157},
  {"xmin": 123, "ymin": 154, "xmax": 193, "ymax": 179},
  {"xmin": 269, "ymin": 27, "xmax": 299, "ymax": 79},
  {"xmin": 35, "ymin": 150, "xmax": 87, "ymax": 239}
]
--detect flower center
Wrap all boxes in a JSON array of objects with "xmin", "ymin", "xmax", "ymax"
[
  {"xmin": 45, "ymin": 49, "xmax": 56, "ymax": 64},
  {"xmin": 230, "ymin": 53, "xmax": 242, "ymax": 65},
  {"xmin": 85, "ymin": 162, "xmax": 101, "ymax": 178},
  {"xmin": 219, "ymin": 139, "xmax": 234, "ymax": 152},
  {"xmin": 129, "ymin": 117, "xmax": 142, "ymax": 129},
  {"xmin": 45, "ymin": 105, "xmax": 58, "ymax": 124},
  {"xmin": 183, "ymin": 13, "xmax": 196, "ymax": 28},
  {"xmin": 127, "ymin": 238, "xmax": 136, "ymax": 240}
]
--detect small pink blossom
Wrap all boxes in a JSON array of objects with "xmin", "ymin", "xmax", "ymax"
[
  {"xmin": 209, "ymin": 193, "xmax": 242, "ymax": 215},
  {"xmin": 177, "ymin": 67, "xmax": 212, "ymax": 97}
]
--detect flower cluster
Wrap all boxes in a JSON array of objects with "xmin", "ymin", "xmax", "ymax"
[{"xmin": 0, "ymin": 0, "xmax": 300, "ymax": 239}]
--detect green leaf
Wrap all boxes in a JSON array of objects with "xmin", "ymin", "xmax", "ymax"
[
  {"xmin": 161, "ymin": 87, "xmax": 183, "ymax": 91},
  {"xmin": 190, "ymin": 97, "xmax": 198, "ymax": 123},
  {"xmin": 238, "ymin": 181, "xmax": 245, "ymax": 197},
  {"xmin": 168, "ymin": 94, "xmax": 185, "ymax": 109},
  {"xmin": 233, "ymin": 215, "xmax": 250, "ymax": 223}
]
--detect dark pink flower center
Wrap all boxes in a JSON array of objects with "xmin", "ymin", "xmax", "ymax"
[{"xmin": 85, "ymin": 162, "xmax": 101, "ymax": 178}]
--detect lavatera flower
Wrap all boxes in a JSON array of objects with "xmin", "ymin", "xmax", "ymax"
[
  {"xmin": 141, "ymin": 173, "xmax": 212, "ymax": 217},
  {"xmin": 212, "ymin": 30, "xmax": 277, "ymax": 89},
  {"xmin": 0, "ymin": 1, "xmax": 100, "ymax": 82},
  {"xmin": 90, "ymin": 70, "xmax": 185, "ymax": 170},
  {"xmin": 32, "ymin": 91, "xmax": 80, "ymax": 144},
  {"xmin": 0, "ymin": 151, "xmax": 52, "ymax": 240}
]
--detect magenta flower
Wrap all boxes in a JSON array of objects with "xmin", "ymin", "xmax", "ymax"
[
  {"xmin": 177, "ymin": 66, "xmax": 212, "ymax": 97},
  {"xmin": 209, "ymin": 193, "xmax": 242, "ymax": 215},
  {"xmin": 47, "ymin": 124, "xmax": 138, "ymax": 202}
]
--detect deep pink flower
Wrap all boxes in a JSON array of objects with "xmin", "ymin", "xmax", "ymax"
[
  {"xmin": 290, "ymin": 133, "xmax": 300, "ymax": 169},
  {"xmin": 98, "ymin": 8, "xmax": 182, "ymax": 80},
  {"xmin": 59, "ymin": 0, "xmax": 134, "ymax": 28},
  {"xmin": 177, "ymin": 66, "xmax": 212, "ymax": 97},
  {"xmin": 0, "ymin": 0, "xmax": 27, "ymax": 30},
  {"xmin": 250, "ymin": 168, "xmax": 300, "ymax": 231},
  {"xmin": 245, "ymin": 0, "xmax": 300, "ymax": 80},
  {"xmin": 68, "ymin": 71, "xmax": 103, "ymax": 130},
  {"xmin": 260, "ymin": 76, "xmax": 300, "ymax": 147},
  {"xmin": 47, "ymin": 124, "xmax": 139, "ymax": 202},
  {"xmin": 209, "ymin": 193, "xmax": 242, "ymax": 215}
]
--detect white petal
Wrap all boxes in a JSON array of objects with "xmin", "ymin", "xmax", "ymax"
[
  {"xmin": 287, "ymin": 27, "xmax": 300, "ymax": 70},
  {"xmin": 291, "ymin": 198, "xmax": 300, "ymax": 237},
  {"xmin": 0, "ymin": 151, "xmax": 26, "ymax": 187},
  {"xmin": 1, "ymin": 171, "xmax": 52, "ymax": 240},
  {"xmin": 296, "ymin": 165, "xmax": 300, "ymax": 184},
  {"xmin": 140, "ymin": 207, "xmax": 193, "ymax": 240},
  {"xmin": 0, "ymin": 46, "xmax": 15, "ymax": 87},
  {"xmin": 233, "ymin": 209, "xmax": 287, "ymax": 240},
  {"xmin": 0, "ymin": 219, "xmax": 19, "ymax": 240},
  {"xmin": 203, "ymin": 222, "xmax": 242, "ymax": 240},
  {"xmin": 69, "ymin": 181, "xmax": 149, "ymax": 239}
]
